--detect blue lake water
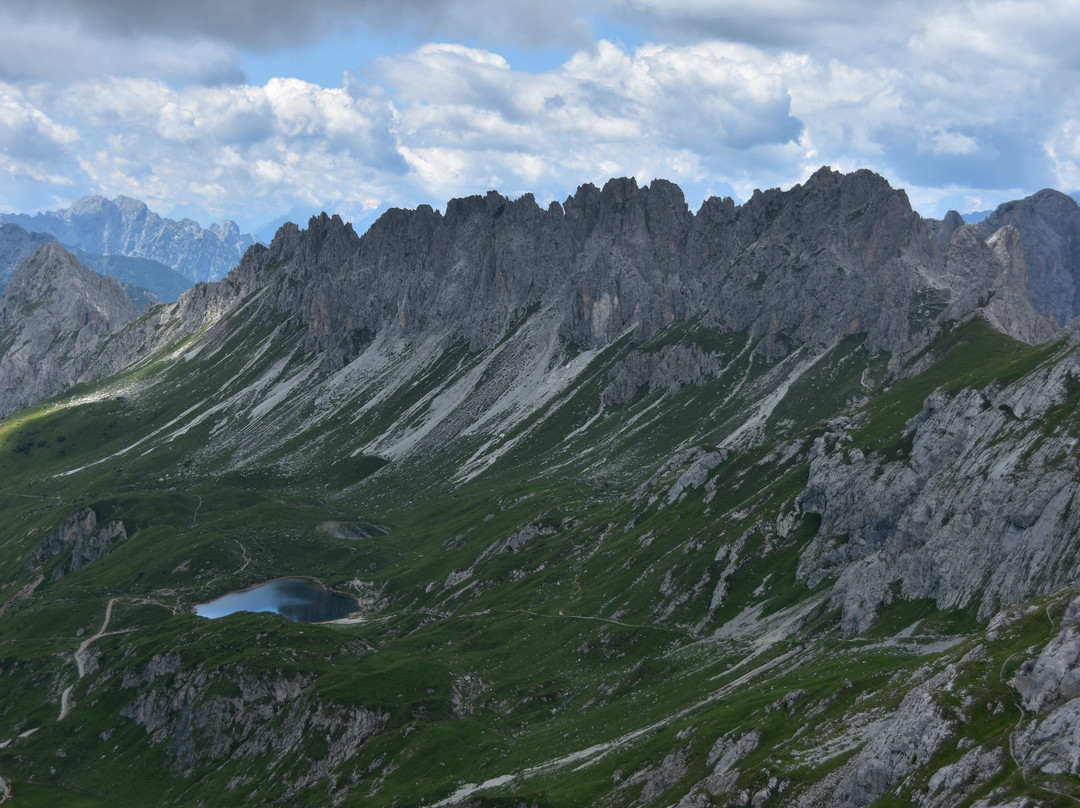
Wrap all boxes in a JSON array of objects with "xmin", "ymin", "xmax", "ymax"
[{"xmin": 194, "ymin": 578, "xmax": 360, "ymax": 623}]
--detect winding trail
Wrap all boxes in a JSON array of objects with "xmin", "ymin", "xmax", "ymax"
[
  {"xmin": 59, "ymin": 598, "xmax": 132, "ymax": 720},
  {"xmin": 468, "ymin": 607, "xmax": 687, "ymax": 636},
  {"xmin": 998, "ymin": 602, "xmax": 1080, "ymax": 807},
  {"xmin": 75, "ymin": 598, "xmax": 118, "ymax": 679}
]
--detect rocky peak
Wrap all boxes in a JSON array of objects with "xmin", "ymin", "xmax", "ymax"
[
  {"xmin": 940, "ymin": 224, "xmax": 1057, "ymax": 343},
  {"xmin": 0, "ymin": 196, "xmax": 257, "ymax": 283},
  {"xmin": 978, "ymin": 188, "xmax": 1080, "ymax": 325},
  {"xmin": 0, "ymin": 244, "xmax": 139, "ymax": 416},
  {"xmin": 928, "ymin": 209, "xmax": 966, "ymax": 251}
]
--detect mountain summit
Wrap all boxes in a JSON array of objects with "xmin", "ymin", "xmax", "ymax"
[{"xmin": 0, "ymin": 196, "xmax": 257, "ymax": 283}]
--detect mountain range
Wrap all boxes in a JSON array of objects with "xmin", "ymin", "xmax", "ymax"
[
  {"xmin": 1, "ymin": 167, "xmax": 1080, "ymax": 807},
  {"xmin": 0, "ymin": 195, "xmax": 257, "ymax": 284}
]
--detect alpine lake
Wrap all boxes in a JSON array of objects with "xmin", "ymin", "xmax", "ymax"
[{"xmin": 195, "ymin": 577, "xmax": 360, "ymax": 623}]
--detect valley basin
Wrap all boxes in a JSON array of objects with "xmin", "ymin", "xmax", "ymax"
[{"xmin": 194, "ymin": 577, "xmax": 360, "ymax": 623}]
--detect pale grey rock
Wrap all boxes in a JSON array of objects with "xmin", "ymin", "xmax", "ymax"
[
  {"xmin": 602, "ymin": 344, "xmax": 725, "ymax": 406},
  {"xmin": 27, "ymin": 507, "xmax": 127, "ymax": 578},
  {"xmin": 800, "ymin": 669, "xmax": 955, "ymax": 807},
  {"xmin": 704, "ymin": 729, "xmax": 760, "ymax": 797},
  {"xmin": 978, "ymin": 188, "xmax": 1080, "ymax": 326},
  {"xmin": 1014, "ymin": 698, "xmax": 1080, "ymax": 775},
  {"xmin": 798, "ymin": 338, "xmax": 1080, "ymax": 635},
  {"xmin": 502, "ymin": 522, "xmax": 556, "ymax": 553},
  {"xmin": 1014, "ymin": 590, "xmax": 1080, "ymax": 713},
  {"xmin": 121, "ymin": 662, "xmax": 386, "ymax": 789},
  {"xmin": 969, "ymin": 798, "xmax": 1032, "ymax": 808},
  {"xmin": 939, "ymin": 224, "xmax": 1058, "ymax": 343},
  {"xmin": 0, "ymin": 243, "xmax": 139, "ymax": 416},
  {"xmin": 667, "ymin": 450, "xmax": 726, "ymax": 504},
  {"xmin": 917, "ymin": 746, "xmax": 1003, "ymax": 808},
  {"xmin": 639, "ymin": 747, "xmax": 690, "ymax": 802}
]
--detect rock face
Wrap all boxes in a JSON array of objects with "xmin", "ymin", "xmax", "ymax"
[
  {"xmin": 0, "ymin": 243, "xmax": 138, "ymax": 417},
  {"xmin": 939, "ymin": 224, "xmax": 1058, "ymax": 343},
  {"xmin": 120, "ymin": 659, "xmax": 386, "ymax": 793},
  {"xmin": 175, "ymin": 167, "xmax": 1057, "ymax": 377},
  {"xmin": 1011, "ymin": 589, "xmax": 1080, "ymax": 777},
  {"xmin": 805, "ymin": 669, "xmax": 956, "ymax": 808},
  {"xmin": 798, "ymin": 327, "xmax": 1080, "ymax": 635},
  {"xmin": 27, "ymin": 507, "xmax": 127, "ymax": 578},
  {"xmin": 978, "ymin": 188, "xmax": 1080, "ymax": 327},
  {"xmin": 0, "ymin": 195, "xmax": 257, "ymax": 283}
]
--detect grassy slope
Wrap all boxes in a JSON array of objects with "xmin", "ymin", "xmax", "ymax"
[{"xmin": 0, "ymin": 310, "xmax": 1074, "ymax": 807}]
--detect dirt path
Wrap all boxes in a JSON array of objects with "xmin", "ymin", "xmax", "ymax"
[
  {"xmin": 999, "ymin": 602, "xmax": 1080, "ymax": 807},
  {"xmin": 75, "ymin": 598, "xmax": 117, "ymax": 678},
  {"xmin": 60, "ymin": 598, "xmax": 132, "ymax": 720}
]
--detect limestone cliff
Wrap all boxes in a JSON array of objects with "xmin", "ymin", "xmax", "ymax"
[
  {"xmin": 0, "ymin": 243, "xmax": 138, "ymax": 417},
  {"xmin": 978, "ymin": 188, "xmax": 1080, "ymax": 326}
]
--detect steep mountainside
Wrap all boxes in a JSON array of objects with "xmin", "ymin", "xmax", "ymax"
[
  {"xmin": 0, "ymin": 195, "xmax": 257, "ymax": 283},
  {"xmin": 0, "ymin": 169, "xmax": 1079, "ymax": 808},
  {"xmin": 977, "ymin": 188, "xmax": 1080, "ymax": 326},
  {"xmin": 0, "ymin": 243, "xmax": 138, "ymax": 416}
]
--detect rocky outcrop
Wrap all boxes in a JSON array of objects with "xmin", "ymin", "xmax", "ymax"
[
  {"xmin": 978, "ymin": 189, "xmax": 1080, "ymax": 327},
  {"xmin": 0, "ymin": 244, "xmax": 138, "ymax": 416},
  {"xmin": 602, "ymin": 344, "xmax": 726, "ymax": 406},
  {"xmin": 121, "ymin": 660, "xmax": 387, "ymax": 792},
  {"xmin": 797, "ymin": 669, "xmax": 956, "ymax": 807},
  {"xmin": 939, "ymin": 224, "xmax": 1058, "ymax": 343},
  {"xmin": 798, "ymin": 328, "xmax": 1080, "ymax": 635},
  {"xmin": 1010, "ymin": 589, "xmax": 1080, "ymax": 777},
  {"xmin": 27, "ymin": 507, "xmax": 127, "ymax": 578},
  {"xmin": 0, "ymin": 195, "xmax": 256, "ymax": 283}
]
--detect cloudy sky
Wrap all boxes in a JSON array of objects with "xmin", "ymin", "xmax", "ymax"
[{"xmin": 1, "ymin": 0, "xmax": 1077, "ymax": 235}]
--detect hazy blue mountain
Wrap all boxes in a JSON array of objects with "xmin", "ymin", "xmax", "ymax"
[
  {"xmin": 0, "ymin": 222, "xmax": 56, "ymax": 291},
  {"xmin": 70, "ymin": 249, "xmax": 193, "ymax": 303},
  {"xmin": 0, "ymin": 196, "xmax": 257, "ymax": 283}
]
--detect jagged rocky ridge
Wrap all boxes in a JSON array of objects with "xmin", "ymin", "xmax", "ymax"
[{"xmin": 0, "ymin": 167, "xmax": 1061, "ymax": 425}]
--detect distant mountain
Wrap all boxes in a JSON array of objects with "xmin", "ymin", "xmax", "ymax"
[
  {"xmin": 978, "ymin": 188, "xmax": 1080, "ymax": 327},
  {"xmin": 70, "ymin": 249, "xmax": 193, "ymax": 303},
  {"xmin": 0, "ymin": 222, "xmax": 56, "ymax": 291},
  {"xmin": 961, "ymin": 208, "xmax": 992, "ymax": 223},
  {"xmin": 0, "ymin": 196, "xmax": 257, "ymax": 283}
]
